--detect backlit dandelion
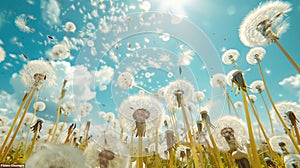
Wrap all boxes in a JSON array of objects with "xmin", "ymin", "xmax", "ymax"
[
  {"xmin": 20, "ymin": 60, "xmax": 56, "ymax": 90},
  {"xmin": 246, "ymin": 47, "xmax": 266, "ymax": 65},
  {"xmin": 239, "ymin": 1, "xmax": 300, "ymax": 72},
  {"xmin": 249, "ymin": 80, "xmax": 264, "ymax": 94},
  {"xmin": 212, "ymin": 116, "xmax": 247, "ymax": 152},
  {"xmin": 222, "ymin": 49, "xmax": 240, "ymax": 66},
  {"xmin": 15, "ymin": 14, "xmax": 35, "ymax": 33},
  {"xmin": 284, "ymin": 154, "xmax": 300, "ymax": 168},
  {"xmin": 193, "ymin": 91, "xmax": 205, "ymax": 103},
  {"xmin": 210, "ymin": 73, "xmax": 227, "ymax": 88},
  {"xmin": 270, "ymin": 135, "xmax": 295, "ymax": 155},
  {"xmin": 33, "ymin": 101, "xmax": 46, "ymax": 111},
  {"xmin": 117, "ymin": 72, "xmax": 135, "ymax": 89}
]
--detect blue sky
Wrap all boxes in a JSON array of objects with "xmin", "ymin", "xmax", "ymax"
[{"xmin": 0, "ymin": 0, "xmax": 299, "ymax": 135}]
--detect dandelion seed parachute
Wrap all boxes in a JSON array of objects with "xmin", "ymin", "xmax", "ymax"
[
  {"xmin": 0, "ymin": 46, "xmax": 6, "ymax": 63},
  {"xmin": 64, "ymin": 21, "xmax": 76, "ymax": 32},
  {"xmin": 15, "ymin": 14, "xmax": 35, "ymax": 33}
]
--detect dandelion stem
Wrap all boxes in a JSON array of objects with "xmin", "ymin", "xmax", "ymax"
[
  {"xmin": 207, "ymin": 123, "xmax": 224, "ymax": 168},
  {"xmin": 196, "ymin": 132, "xmax": 205, "ymax": 167},
  {"xmin": 180, "ymin": 99, "xmax": 199, "ymax": 168},
  {"xmin": 55, "ymin": 114, "xmax": 68, "ymax": 143},
  {"xmin": 50, "ymin": 98, "xmax": 63, "ymax": 143},
  {"xmin": 120, "ymin": 127, "xmax": 124, "ymax": 140},
  {"xmin": 257, "ymin": 60, "xmax": 300, "ymax": 153},
  {"xmin": 274, "ymin": 39, "xmax": 300, "ymax": 73},
  {"xmin": 259, "ymin": 92, "xmax": 274, "ymax": 135},
  {"xmin": 241, "ymin": 90, "xmax": 262, "ymax": 168},
  {"xmin": 246, "ymin": 92, "xmax": 277, "ymax": 160},
  {"xmin": 226, "ymin": 91, "xmax": 239, "ymax": 118},
  {"xmin": 293, "ymin": 122, "xmax": 300, "ymax": 145},
  {"xmin": 225, "ymin": 90, "xmax": 232, "ymax": 115},
  {"xmin": 138, "ymin": 136, "xmax": 143, "ymax": 168},
  {"xmin": 155, "ymin": 129, "xmax": 159, "ymax": 168},
  {"xmin": 169, "ymin": 147, "xmax": 174, "ymax": 168},
  {"xmin": 0, "ymin": 89, "xmax": 31, "ymax": 155},
  {"xmin": 0, "ymin": 88, "xmax": 36, "ymax": 162}
]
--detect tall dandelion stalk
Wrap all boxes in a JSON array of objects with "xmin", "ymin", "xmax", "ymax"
[
  {"xmin": 51, "ymin": 80, "xmax": 67, "ymax": 143},
  {"xmin": 231, "ymin": 71, "xmax": 262, "ymax": 167}
]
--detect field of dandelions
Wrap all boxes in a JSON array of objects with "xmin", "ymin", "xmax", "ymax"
[{"xmin": 0, "ymin": 0, "xmax": 300, "ymax": 168}]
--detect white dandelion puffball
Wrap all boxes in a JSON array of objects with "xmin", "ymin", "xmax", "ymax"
[
  {"xmin": 284, "ymin": 154, "xmax": 300, "ymax": 168},
  {"xmin": 239, "ymin": 1, "xmax": 291, "ymax": 47},
  {"xmin": 78, "ymin": 102, "xmax": 93, "ymax": 117},
  {"xmin": 193, "ymin": 91, "xmax": 205, "ymax": 103},
  {"xmin": 222, "ymin": 49, "xmax": 239, "ymax": 65},
  {"xmin": 249, "ymin": 80, "xmax": 265, "ymax": 93},
  {"xmin": 0, "ymin": 46, "xmax": 6, "ymax": 63},
  {"xmin": 23, "ymin": 113, "xmax": 36, "ymax": 125},
  {"xmin": 105, "ymin": 112, "xmax": 115, "ymax": 122},
  {"xmin": 84, "ymin": 134, "xmax": 130, "ymax": 168},
  {"xmin": 248, "ymin": 94, "xmax": 257, "ymax": 103},
  {"xmin": 271, "ymin": 101, "xmax": 300, "ymax": 128},
  {"xmin": 51, "ymin": 44, "xmax": 70, "ymax": 60},
  {"xmin": 26, "ymin": 144, "xmax": 87, "ymax": 168},
  {"xmin": 61, "ymin": 101, "xmax": 76, "ymax": 115},
  {"xmin": 210, "ymin": 73, "xmax": 227, "ymax": 88},
  {"xmin": 117, "ymin": 72, "xmax": 135, "ymax": 89},
  {"xmin": 118, "ymin": 95, "xmax": 165, "ymax": 136},
  {"xmin": 33, "ymin": 101, "xmax": 46, "ymax": 111},
  {"xmin": 211, "ymin": 115, "xmax": 248, "ymax": 152},
  {"xmin": 164, "ymin": 79, "xmax": 195, "ymax": 105},
  {"xmin": 20, "ymin": 60, "xmax": 56, "ymax": 89},
  {"xmin": 270, "ymin": 135, "xmax": 295, "ymax": 155},
  {"xmin": 15, "ymin": 14, "xmax": 35, "ymax": 33},
  {"xmin": 246, "ymin": 47, "xmax": 266, "ymax": 64}
]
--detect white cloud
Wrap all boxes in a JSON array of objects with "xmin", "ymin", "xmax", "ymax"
[
  {"xmin": 41, "ymin": 0, "xmax": 61, "ymax": 26},
  {"xmin": 279, "ymin": 74, "xmax": 300, "ymax": 102},
  {"xmin": 94, "ymin": 66, "xmax": 114, "ymax": 90}
]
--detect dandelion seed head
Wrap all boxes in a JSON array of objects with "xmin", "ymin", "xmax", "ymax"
[
  {"xmin": 248, "ymin": 94, "xmax": 257, "ymax": 103},
  {"xmin": 239, "ymin": 1, "xmax": 291, "ymax": 47},
  {"xmin": 270, "ymin": 135, "xmax": 295, "ymax": 155},
  {"xmin": 105, "ymin": 112, "xmax": 115, "ymax": 122},
  {"xmin": 164, "ymin": 80, "xmax": 195, "ymax": 108},
  {"xmin": 222, "ymin": 49, "xmax": 239, "ymax": 65},
  {"xmin": 193, "ymin": 91, "xmax": 205, "ymax": 102},
  {"xmin": 33, "ymin": 101, "xmax": 46, "ymax": 111},
  {"xmin": 284, "ymin": 154, "xmax": 300, "ymax": 168},
  {"xmin": 84, "ymin": 134, "xmax": 130, "ymax": 168},
  {"xmin": 211, "ymin": 115, "xmax": 248, "ymax": 152},
  {"xmin": 271, "ymin": 101, "xmax": 300, "ymax": 128},
  {"xmin": 117, "ymin": 72, "xmax": 135, "ymax": 89},
  {"xmin": 15, "ymin": 14, "xmax": 35, "ymax": 33},
  {"xmin": 210, "ymin": 73, "xmax": 227, "ymax": 88},
  {"xmin": 249, "ymin": 80, "xmax": 265, "ymax": 93},
  {"xmin": 20, "ymin": 60, "xmax": 56, "ymax": 90},
  {"xmin": 78, "ymin": 102, "xmax": 93, "ymax": 117},
  {"xmin": 61, "ymin": 101, "xmax": 75, "ymax": 115},
  {"xmin": 234, "ymin": 101, "xmax": 243, "ymax": 109},
  {"xmin": 246, "ymin": 47, "xmax": 266, "ymax": 64},
  {"xmin": 118, "ymin": 95, "xmax": 164, "ymax": 136}
]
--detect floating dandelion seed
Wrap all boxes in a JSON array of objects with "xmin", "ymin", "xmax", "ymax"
[
  {"xmin": 222, "ymin": 49, "xmax": 240, "ymax": 65},
  {"xmin": 234, "ymin": 101, "xmax": 243, "ymax": 109},
  {"xmin": 33, "ymin": 101, "xmax": 46, "ymax": 111},
  {"xmin": 246, "ymin": 47, "xmax": 266, "ymax": 65},
  {"xmin": 105, "ymin": 112, "xmax": 115, "ymax": 123},
  {"xmin": 64, "ymin": 21, "xmax": 76, "ymax": 32},
  {"xmin": 0, "ymin": 46, "xmax": 6, "ymax": 63},
  {"xmin": 51, "ymin": 44, "xmax": 70, "ymax": 60},
  {"xmin": 20, "ymin": 60, "xmax": 56, "ymax": 90},
  {"xmin": 249, "ymin": 80, "xmax": 264, "ymax": 94},
  {"xmin": 118, "ymin": 95, "xmax": 164, "ymax": 137},
  {"xmin": 15, "ymin": 14, "xmax": 35, "ymax": 33},
  {"xmin": 161, "ymin": 33, "xmax": 170, "ymax": 41},
  {"xmin": 26, "ymin": 144, "xmax": 87, "ymax": 168}
]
